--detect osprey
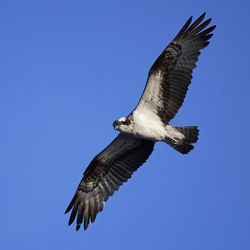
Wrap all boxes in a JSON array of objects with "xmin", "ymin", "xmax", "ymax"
[{"xmin": 65, "ymin": 13, "xmax": 215, "ymax": 230}]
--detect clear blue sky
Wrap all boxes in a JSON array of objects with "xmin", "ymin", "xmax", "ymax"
[{"xmin": 1, "ymin": 0, "xmax": 250, "ymax": 249}]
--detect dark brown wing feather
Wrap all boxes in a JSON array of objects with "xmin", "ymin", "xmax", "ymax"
[
  {"xmin": 135, "ymin": 13, "xmax": 216, "ymax": 123},
  {"xmin": 65, "ymin": 133, "xmax": 155, "ymax": 230}
]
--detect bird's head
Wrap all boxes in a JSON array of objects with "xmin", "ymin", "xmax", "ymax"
[{"xmin": 113, "ymin": 116, "xmax": 134, "ymax": 134}]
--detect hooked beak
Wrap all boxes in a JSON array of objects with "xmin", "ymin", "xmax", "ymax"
[{"xmin": 113, "ymin": 120, "xmax": 118, "ymax": 130}]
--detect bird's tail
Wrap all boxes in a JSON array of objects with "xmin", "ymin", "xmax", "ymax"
[{"xmin": 166, "ymin": 126, "xmax": 199, "ymax": 154}]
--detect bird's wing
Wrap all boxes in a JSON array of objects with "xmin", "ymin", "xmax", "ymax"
[
  {"xmin": 135, "ymin": 13, "xmax": 216, "ymax": 124},
  {"xmin": 65, "ymin": 133, "xmax": 155, "ymax": 230}
]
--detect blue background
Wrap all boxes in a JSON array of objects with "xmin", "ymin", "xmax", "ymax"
[{"xmin": 1, "ymin": 0, "xmax": 250, "ymax": 249}]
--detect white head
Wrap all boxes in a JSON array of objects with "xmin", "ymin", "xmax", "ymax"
[{"xmin": 113, "ymin": 116, "xmax": 134, "ymax": 134}]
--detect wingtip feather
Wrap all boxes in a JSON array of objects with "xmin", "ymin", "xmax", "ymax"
[
  {"xmin": 173, "ymin": 15, "xmax": 193, "ymax": 41},
  {"xmin": 65, "ymin": 193, "xmax": 77, "ymax": 214},
  {"xmin": 173, "ymin": 13, "xmax": 215, "ymax": 42},
  {"xmin": 200, "ymin": 12, "xmax": 206, "ymax": 19}
]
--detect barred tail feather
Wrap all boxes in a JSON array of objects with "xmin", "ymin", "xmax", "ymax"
[
  {"xmin": 166, "ymin": 126, "xmax": 199, "ymax": 154},
  {"xmin": 174, "ymin": 126, "xmax": 199, "ymax": 143}
]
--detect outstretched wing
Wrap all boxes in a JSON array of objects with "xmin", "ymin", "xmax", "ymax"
[
  {"xmin": 65, "ymin": 133, "xmax": 155, "ymax": 230},
  {"xmin": 135, "ymin": 13, "xmax": 216, "ymax": 124}
]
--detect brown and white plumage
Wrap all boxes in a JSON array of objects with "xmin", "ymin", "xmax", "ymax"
[
  {"xmin": 65, "ymin": 13, "xmax": 215, "ymax": 230},
  {"xmin": 65, "ymin": 134, "xmax": 154, "ymax": 230},
  {"xmin": 136, "ymin": 12, "xmax": 215, "ymax": 124}
]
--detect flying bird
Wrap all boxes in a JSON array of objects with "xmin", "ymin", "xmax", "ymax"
[{"xmin": 65, "ymin": 13, "xmax": 215, "ymax": 230}]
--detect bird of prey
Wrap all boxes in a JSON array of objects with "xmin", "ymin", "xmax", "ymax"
[{"xmin": 65, "ymin": 13, "xmax": 215, "ymax": 230}]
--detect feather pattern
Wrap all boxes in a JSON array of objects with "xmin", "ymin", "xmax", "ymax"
[
  {"xmin": 135, "ymin": 13, "xmax": 216, "ymax": 124},
  {"xmin": 65, "ymin": 133, "xmax": 154, "ymax": 230},
  {"xmin": 65, "ymin": 13, "xmax": 215, "ymax": 231}
]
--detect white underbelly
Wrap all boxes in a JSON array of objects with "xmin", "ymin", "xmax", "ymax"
[{"xmin": 133, "ymin": 110, "xmax": 166, "ymax": 141}]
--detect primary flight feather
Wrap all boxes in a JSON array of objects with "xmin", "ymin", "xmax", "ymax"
[{"xmin": 65, "ymin": 13, "xmax": 216, "ymax": 230}]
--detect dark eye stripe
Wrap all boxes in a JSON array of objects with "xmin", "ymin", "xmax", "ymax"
[{"xmin": 122, "ymin": 119, "xmax": 131, "ymax": 126}]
